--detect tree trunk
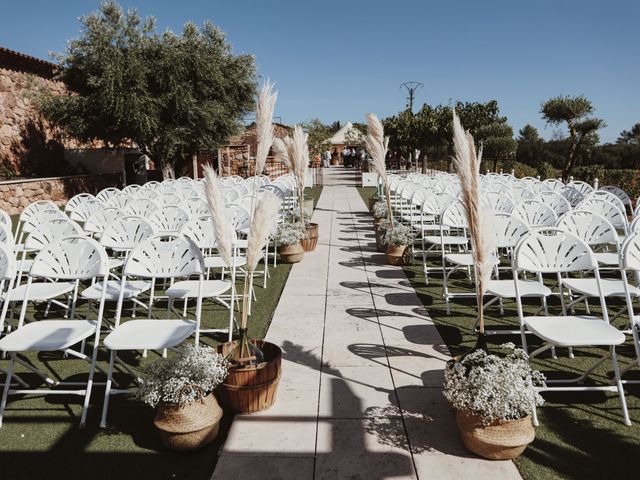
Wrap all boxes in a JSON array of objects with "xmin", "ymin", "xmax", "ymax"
[
  {"xmin": 562, "ymin": 124, "xmax": 578, "ymax": 182},
  {"xmin": 421, "ymin": 153, "xmax": 428, "ymax": 174},
  {"xmin": 162, "ymin": 161, "xmax": 176, "ymax": 180}
]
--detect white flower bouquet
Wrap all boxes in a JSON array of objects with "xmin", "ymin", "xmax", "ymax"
[
  {"xmin": 443, "ymin": 343, "xmax": 545, "ymax": 425},
  {"xmin": 137, "ymin": 344, "xmax": 229, "ymax": 408}
]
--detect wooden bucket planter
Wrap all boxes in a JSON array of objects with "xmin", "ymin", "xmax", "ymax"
[
  {"xmin": 279, "ymin": 242, "xmax": 304, "ymax": 263},
  {"xmin": 217, "ymin": 340, "xmax": 282, "ymax": 414},
  {"xmin": 301, "ymin": 223, "xmax": 319, "ymax": 251},
  {"xmin": 154, "ymin": 393, "xmax": 223, "ymax": 451}
]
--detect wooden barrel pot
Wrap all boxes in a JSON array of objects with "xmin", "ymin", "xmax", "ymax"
[
  {"xmin": 301, "ymin": 223, "xmax": 319, "ymax": 251},
  {"xmin": 153, "ymin": 393, "xmax": 223, "ymax": 451},
  {"xmin": 279, "ymin": 242, "xmax": 304, "ymax": 263},
  {"xmin": 217, "ymin": 340, "xmax": 282, "ymax": 414},
  {"xmin": 385, "ymin": 244, "xmax": 410, "ymax": 266}
]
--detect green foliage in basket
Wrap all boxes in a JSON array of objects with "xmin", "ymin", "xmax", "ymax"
[
  {"xmin": 383, "ymin": 222, "xmax": 415, "ymax": 246},
  {"xmin": 137, "ymin": 344, "xmax": 228, "ymax": 408},
  {"xmin": 274, "ymin": 222, "xmax": 305, "ymax": 245},
  {"xmin": 443, "ymin": 343, "xmax": 545, "ymax": 424}
]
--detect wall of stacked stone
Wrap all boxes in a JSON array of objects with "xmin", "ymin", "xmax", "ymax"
[
  {"xmin": 0, "ymin": 67, "xmax": 94, "ymax": 175},
  {"xmin": 0, "ymin": 172, "xmax": 123, "ymax": 215}
]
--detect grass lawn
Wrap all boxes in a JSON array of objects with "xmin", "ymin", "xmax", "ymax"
[
  {"xmin": 0, "ymin": 187, "xmax": 322, "ymax": 480},
  {"xmin": 358, "ymin": 187, "xmax": 640, "ymax": 480}
]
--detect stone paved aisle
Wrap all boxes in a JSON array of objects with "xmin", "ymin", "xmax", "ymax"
[{"xmin": 212, "ymin": 169, "xmax": 522, "ymax": 480}]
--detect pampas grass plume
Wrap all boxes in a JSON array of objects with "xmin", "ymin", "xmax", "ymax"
[
  {"xmin": 203, "ymin": 164, "xmax": 234, "ymax": 267},
  {"xmin": 255, "ymin": 80, "xmax": 278, "ymax": 176},
  {"xmin": 246, "ymin": 190, "xmax": 281, "ymax": 272}
]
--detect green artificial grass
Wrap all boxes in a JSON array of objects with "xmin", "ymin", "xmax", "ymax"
[
  {"xmin": 357, "ymin": 187, "xmax": 640, "ymax": 480},
  {"xmin": 0, "ymin": 187, "xmax": 322, "ymax": 480}
]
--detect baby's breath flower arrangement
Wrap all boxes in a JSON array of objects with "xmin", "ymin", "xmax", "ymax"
[
  {"xmin": 274, "ymin": 222, "xmax": 305, "ymax": 246},
  {"xmin": 372, "ymin": 200, "xmax": 388, "ymax": 219},
  {"xmin": 137, "ymin": 344, "xmax": 229, "ymax": 408},
  {"xmin": 384, "ymin": 223, "xmax": 415, "ymax": 247},
  {"xmin": 443, "ymin": 343, "xmax": 545, "ymax": 425}
]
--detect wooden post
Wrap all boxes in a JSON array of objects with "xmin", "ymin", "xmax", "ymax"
[{"xmin": 227, "ymin": 147, "xmax": 231, "ymax": 177}]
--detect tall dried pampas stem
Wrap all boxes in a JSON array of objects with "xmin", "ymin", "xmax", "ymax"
[
  {"xmin": 241, "ymin": 190, "xmax": 281, "ymax": 328},
  {"xmin": 203, "ymin": 164, "xmax": 234, "ymax": 267},
  {"xmin": 255, "ymin": 80, "xmax": 278, "ymax": 177},
  {"xmin": 272, "ymin": 126, "xmax": 309, "ymax": 226},
  {"xmin": 365, "ymin": 113, "xmax": 393, "ymax": 229},
  {"xmin": 451, "ymin": 110, "xmax": 496, "ymax": 334}
]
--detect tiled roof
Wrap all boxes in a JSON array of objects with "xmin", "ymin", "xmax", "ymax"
[{"xmin": 0, "ymin": 46, "xmax": 58, "ymax": 79}]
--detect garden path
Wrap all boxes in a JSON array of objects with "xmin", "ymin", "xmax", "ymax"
[{"xmin": 212, "ymin": 168, "xmax": 522, "ymax": 479}]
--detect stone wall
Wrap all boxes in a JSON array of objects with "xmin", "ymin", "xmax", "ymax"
[
  {"xmin": 0, "ymin": 66, "xmax": 92, "ymax": 177},
  {"xmin": 0, "ymin": 172, "xmax": 123, "ymax": 215}
]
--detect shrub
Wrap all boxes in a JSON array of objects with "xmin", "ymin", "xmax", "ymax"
[{"xmin": 372, "ymin": 200, "xmax": 388, "ymax": 219}]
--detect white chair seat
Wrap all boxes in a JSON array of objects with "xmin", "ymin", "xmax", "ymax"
[
  {"xmin": 415, "ymin": 223, "xmax": 447, "ymax": 232},
  {"xmin": 109, "ymin": 258, "xmax": 124, "ymax": 270},
  {"xmin": 235, "ymin": 239, "xmax": 248, "ymax": 249},
  {"xmin": 524, "ymin": 315, "xmax": 625, "ymax": 346},
  {"xmin": 166, "ymin": 279, "xmax": 231, "ymax": 299},
  {"xmin": 17, "ymin": 258, "xmax": 34, "ymax": 273},
  {"xmin": 486, "ymin": 279, "xmax": 551, "ymax": 298},
  {"xmin": 594, "ymin": 252, "xmax": 619, "ymax": 266},
  {"xmin": 80, "ymin": 280, "xmax": 151, "ymax": 300},
  {"xmin": 423, "ymin": 235, "xmax": 468, "ymax": 246},
  {"xmin": 204, "ymin": 255, "xmax": 247, "ymax": 269},
  {"xmin": 103, "ymin": 319, "xmax": 195, "ymax": 350},
  {"xmin": 445, "ymin": 253, "xmax": 499, "ymax": 267},
  {"xmin": 401, "ymin": 214, "xmax": 426, "ymax": 222},
  {"xmin": 0, "ymin": 320, "xmax": 97, "ymax": 352},
  {"xmin": 561, "ymin": 278, "xmax": 640, "ymax": 298},
  {"xmin": 4, "ymin": 282, "xmax": 75, "ymax": 302}
]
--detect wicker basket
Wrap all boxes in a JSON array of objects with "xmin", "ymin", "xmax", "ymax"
[
  {"xmin": 154, "ymin": 393, "xmax": 223, "ymax": 451},
  {"xmin": 455, "ymin": 410, "xmax": 535, "ymax": 460},
  {"xmin": 217, "ymin": 340, "xmax": 282, "ymax": 414},
  {"xmin": 385, "ymin": 245, "xmax": 411, "ymax": 266},
  {"xmin": 301, "ymin": 223, "xmax": 319, "ymax": 251}
]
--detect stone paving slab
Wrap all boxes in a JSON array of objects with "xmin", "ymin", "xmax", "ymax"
[{"xmin": 211, "ymin": 169, "xmax": 522, "ymax": 480}]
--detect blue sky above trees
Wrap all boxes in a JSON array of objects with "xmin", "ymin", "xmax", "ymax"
[{"xmin": 1, "ymin": 0, "xmax": 638, "ymax": 143}]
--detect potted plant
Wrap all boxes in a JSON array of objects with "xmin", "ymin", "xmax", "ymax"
[
  {"xmin": 374, "ymin": 218, "xmax": 390, "ymax": 253},
  {"xmin": 444, "ymin": 343, "xmax": 545, "ymax": 460},
  {"xmin": 384, "ymin": 223, "xmax": 415, "ymax": 265},
  {"xmin": 372, "ymin": 200, "xmax": 388, "ymax": 230},
  {"xmin": 137, "ymin": 344, "xmax": 228, "ymax": 451},
  {"xmin": 275, "ymin": 222, "xmax": 305, "ymax": 263}
]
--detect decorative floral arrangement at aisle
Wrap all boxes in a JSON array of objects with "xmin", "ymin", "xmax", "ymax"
[
  {"xmin": 372, "ymin": 200, "xmax": 388, "ymax": 220},
  {"xmin": 384, "ymin": 223, "xmax": 414, "ymax": 247},
  {"xmin": 274, "ymin": 222, "xmax": 305, "ymax": 246},
  {"xmin": 365, "ymin": 113, "xmax": 394, "ymax": 231},
  {"xmin": 443, "ymin": 344, "xmax": 545, "ymax": 425},
  {"xmin": 137, "ymin": 344, "xmax": 229, "ymax": 451},
  {"xmin": 443, "ymin": 344, "xmax": 544, "ymax": 460},
  {"xmin": 137, "ymin": 344, "xmax": 228, "ymax": 408}
]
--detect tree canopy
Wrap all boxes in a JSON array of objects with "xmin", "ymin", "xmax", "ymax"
[
  {"xmin": 617, "ymin": 123, "xmax": 640, "ymax": 145},
  {"xmin": 540, "ymin": 95, "xmax": 605, "ymax": 180},
  {"xmin": 39, "ymin": 1, "xmax": 256, "ymax": 176}
]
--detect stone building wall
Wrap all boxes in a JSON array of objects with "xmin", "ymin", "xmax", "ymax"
[{"xmin": 0, "ymin": 172, "xmax": 123, "ymax": 215}]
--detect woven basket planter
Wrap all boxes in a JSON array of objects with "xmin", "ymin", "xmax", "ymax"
[
  {"xmin": 455, "ymin": 410, "xmax": 535, "ymax": 460},
  {"xmin": 301, "ymin": 223, "xmax": 319, "ymax": 251},
  {"xmin": 217, "ymin": 340, "xmax": 282, "ymax": 414},
  {"xmin": 279, "ymin": 242, "xmax": 304, "ymax": 263},
  {"xmin": 385, "ymin": 244, "xmax": 411, "ymax": 266},
  {"xmin": 154, "ymin": 393, "xmax": 223, "ymax": 451}
]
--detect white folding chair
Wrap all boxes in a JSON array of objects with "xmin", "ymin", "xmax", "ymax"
[
  {"xmin": 619, "ymin": 232, "xmax": 640, "ymax": 383},
  {"xmin": 0, "ymin": 237, "xmax": 111, "ymax": 428},
  {"xmin": 513, "ymin": 228, "xmax": 630, "ymax": 426},
  {"xmin": 148, "ymin": 206, "xmax": 190, "ymax": 234},
  {"xmin": 99, "ymin": 235, "xmax": 206, "ymax": 427}
]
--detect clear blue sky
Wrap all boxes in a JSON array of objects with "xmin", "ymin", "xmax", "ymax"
[{"xmin": 1, "ymin": 0, "xmax": 638, "ymax": 143}]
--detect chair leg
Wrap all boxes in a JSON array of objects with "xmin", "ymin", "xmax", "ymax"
[
  {"xmin": 611, "ymin": 346, "xmax": 631, "ymax": 426},
  {"xmin": 0, "ymin": 353, "xmax": 16, "ymax": 428},
  {"xmin": 100, "ymin": 351, "xmax": 116, "ymax": 428},
  {"xmin": 80, "ymin": 340, "xmax": 100, "ymax": 428}
]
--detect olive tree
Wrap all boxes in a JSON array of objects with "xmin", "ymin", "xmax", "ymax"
[{"xmin": 39, "ymin": 1, "xmax": 256, "ymax": 178}]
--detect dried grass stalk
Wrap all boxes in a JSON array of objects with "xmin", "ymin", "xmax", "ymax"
[
  {"xmin": 365, "ymin": 113, "xmax": 393, "ymax": 229},
  {"xmin": 203, "ymin": 164, "xmax": 234, "ymax": 267},
  {"xmin": 255, "ymin": 80, "xmax": 278, "ymax": 177},
  {"xmin": 451, "ymin": 110, "xmax": 496, "ymax": 333},
  {"xmin": 272, "ymin": 126, "xmax": 309, "ymax": 227}
]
